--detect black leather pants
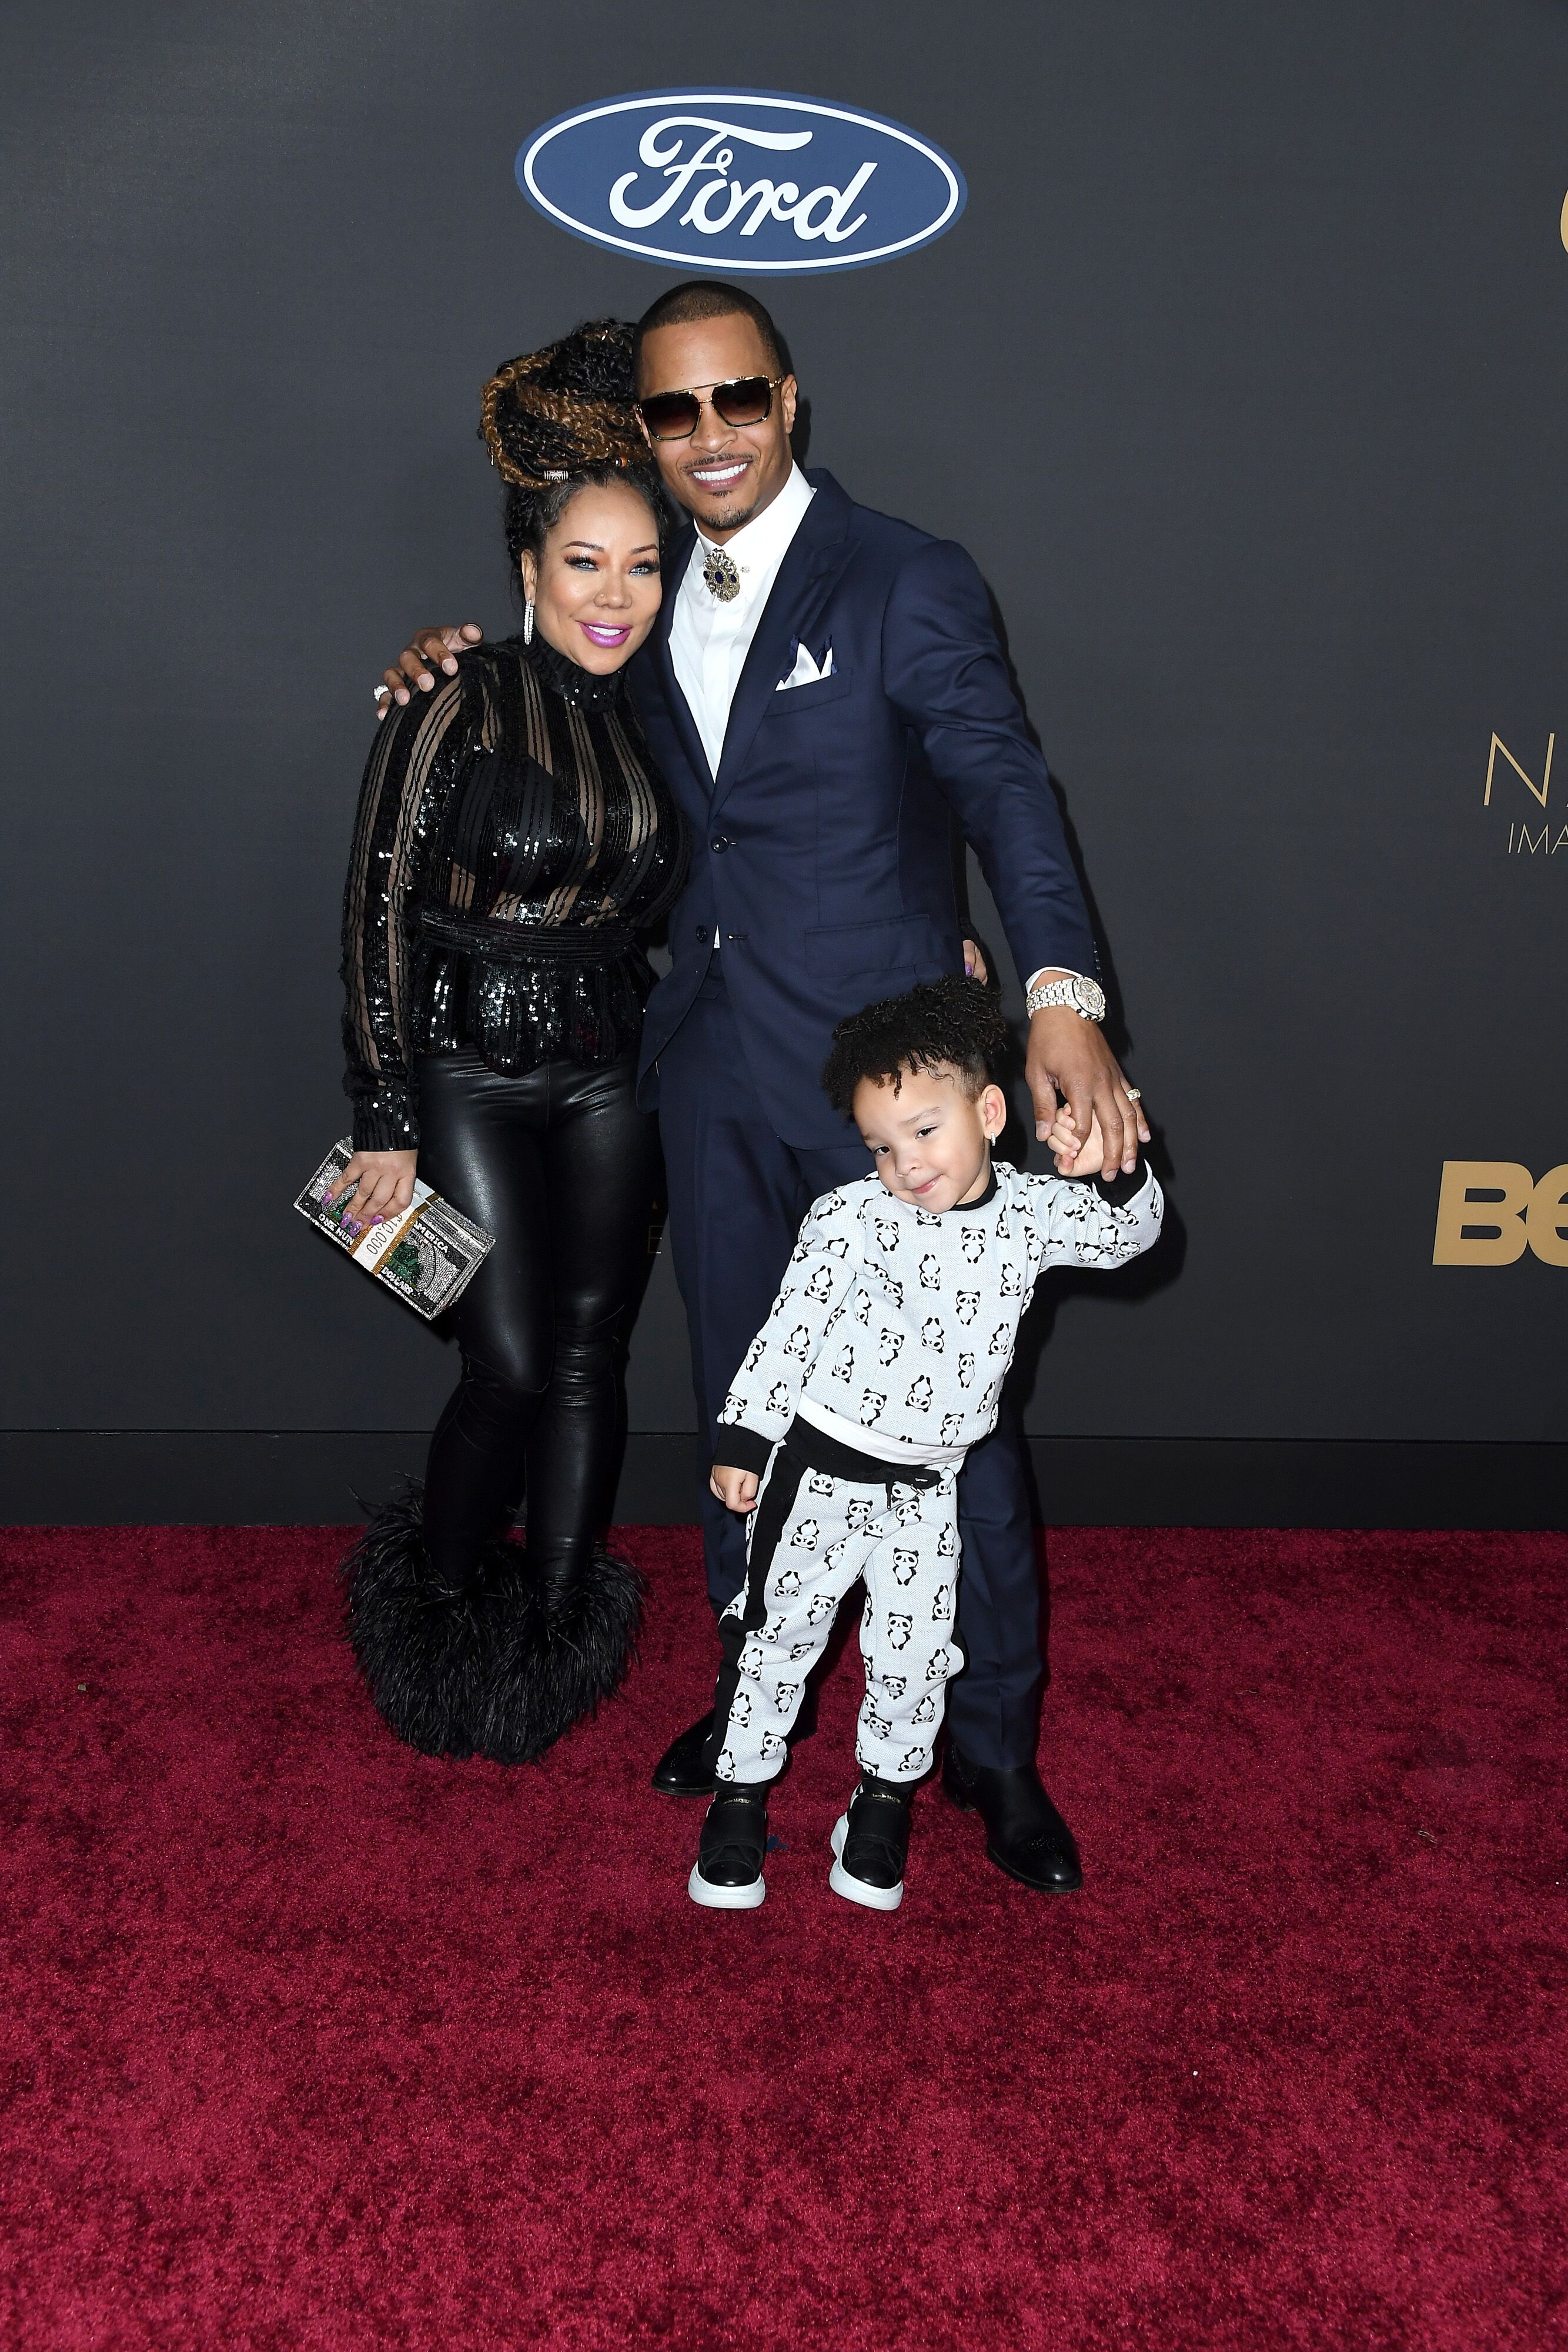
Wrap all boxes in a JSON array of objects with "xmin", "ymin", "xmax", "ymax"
[{"xmin": 413, "ymin": 1048, "xmax": 660, "ymax": 1590}]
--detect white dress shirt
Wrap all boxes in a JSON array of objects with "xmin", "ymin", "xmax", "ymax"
[
  {"xmin": 667, "ymin": 461, "xmax": 1071, "ymax": 994},
  {"xmin": 668, "ymin": 462, "xmax": 817, "ymax": 779}
]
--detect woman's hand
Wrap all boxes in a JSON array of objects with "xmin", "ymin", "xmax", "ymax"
[
  {"xmin": 962, "ymin": 940, "xmax": 988, "ymax": 984},
  {"xmin": 323, "ymin": 1150, "xmax": 418, "ymax": 1231},
  {"xmin": 375, "ymin": 624, "xmax": 484, "ymax": 716}
]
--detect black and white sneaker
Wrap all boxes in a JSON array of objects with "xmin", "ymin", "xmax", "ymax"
[
  {"xmin": 828, "ymin": 1779, "xmax": 912, "ymax": 1913},
  {"xmin": 688, "ymin": 1786, "xmax": 770, "ymax": 1910}
]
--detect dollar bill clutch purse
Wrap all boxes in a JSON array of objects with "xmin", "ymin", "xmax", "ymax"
[{"xmin": 295, "ymin": 1140, "xmax": 494, "ymax": 1321}]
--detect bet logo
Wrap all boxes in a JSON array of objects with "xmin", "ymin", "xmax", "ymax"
[{"xmin": 1432, "ymin": 1163, "xmax": 1568, "ymax": 1266}]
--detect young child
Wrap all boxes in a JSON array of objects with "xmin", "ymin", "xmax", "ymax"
[{"xmin": 688, "ymin": 977, "xmax": 1163, "ymax": 1914}]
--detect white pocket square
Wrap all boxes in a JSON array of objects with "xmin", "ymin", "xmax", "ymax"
[{"xmin": 776, "ymin": 642, "xmax": 834, "ymax": 690}]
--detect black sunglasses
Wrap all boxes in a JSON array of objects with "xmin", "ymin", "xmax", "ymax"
[{"xmin": 637, "ymin": 375, "xmax": 785, "ymax": 442}]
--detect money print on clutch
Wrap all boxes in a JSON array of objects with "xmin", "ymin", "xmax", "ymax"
[{"xmin": 295, "ymin": 1140, "xmax": 494, "ymax": 1321}]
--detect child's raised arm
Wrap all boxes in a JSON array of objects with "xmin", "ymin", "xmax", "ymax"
[{"xmin": 1024, "ymin": 1152, "xmax": 1164, "ymax": 1273}]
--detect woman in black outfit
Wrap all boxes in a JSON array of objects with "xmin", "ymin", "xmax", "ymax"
[{"xmin": 333, "ymin": 321, "xmax": 685, "ymax": 1763}]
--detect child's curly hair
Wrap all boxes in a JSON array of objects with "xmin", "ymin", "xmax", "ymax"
[{"xmin": 821, "ymin": 975, "xmax": 1008, "ymax": 1113}]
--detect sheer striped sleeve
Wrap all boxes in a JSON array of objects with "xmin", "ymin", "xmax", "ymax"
[{"xmin": 339, "ymin": 673, "xmax": 477, "ymax": 1150}]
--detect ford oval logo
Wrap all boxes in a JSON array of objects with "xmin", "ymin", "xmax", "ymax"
[{"xmin": 518, "ymin": 88, "xmax": 965, "ymax": 275}]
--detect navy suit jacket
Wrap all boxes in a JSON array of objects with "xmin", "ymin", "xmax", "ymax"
[{"xmin": 630, "ymin": 469, "xmax": 1098, "ymax": 1151}]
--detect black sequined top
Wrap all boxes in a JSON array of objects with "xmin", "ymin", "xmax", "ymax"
[{"xmin": 341, "ymin": 633, "xmax": 687, "ymax": 1149}]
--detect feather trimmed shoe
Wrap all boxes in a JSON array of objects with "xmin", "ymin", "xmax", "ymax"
[
  {"xmin": 342, "ymin": 1492, "xmax": 642, "ymax": 1766},
  {"xmin": 478, "ymin": 1546, "xmax": 643, "ymax": 1765},
  {"xmin": 339, "ymin": 1479, "xmax": 504, "ymax": 1758}
]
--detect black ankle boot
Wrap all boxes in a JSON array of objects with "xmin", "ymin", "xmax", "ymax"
[
  {"xmin": 941, "ymin": 1745, "xmax": 1082, "ymax": 1892},
  {"xmin": 651, "ymin": 1708, "xmax": 719, "ymax": 1797}
]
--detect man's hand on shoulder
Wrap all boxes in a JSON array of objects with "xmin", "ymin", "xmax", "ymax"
[{"xmin": 375, "ymin": 623, "xmax": 484, "ymax": 719}]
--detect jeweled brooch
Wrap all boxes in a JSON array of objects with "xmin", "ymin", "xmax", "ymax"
[{"xmin": 701, "ymin": 545, "xmax": 741, "ymax": 602}]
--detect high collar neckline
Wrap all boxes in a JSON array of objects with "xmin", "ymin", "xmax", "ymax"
[
  {"xmin": 519, "ymin": 629, "xmax": 625, "ymax": 713},
  {"xmin": 946, "ymin": 1164, "xmax": 999, "ymax": 1214}
]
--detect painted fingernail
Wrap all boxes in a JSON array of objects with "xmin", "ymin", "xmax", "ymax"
[{"xmin": 370, "ymin": 1214, "xmax": 383, "ymax": 1225}]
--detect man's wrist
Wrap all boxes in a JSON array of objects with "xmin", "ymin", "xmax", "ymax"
[{"xmin": 1027, "ymin": 974, "xmax": 1106, "ymax": 1023}]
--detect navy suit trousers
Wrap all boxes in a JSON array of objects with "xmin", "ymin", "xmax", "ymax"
[{"xmin": 656, "ymin": 968, "xmax": 1044, "ymax": 1772}]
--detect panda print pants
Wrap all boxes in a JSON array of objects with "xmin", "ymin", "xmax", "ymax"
[{"xmin": 710, "ymin": 1418, "xmax": 962, "ymax": 1788}]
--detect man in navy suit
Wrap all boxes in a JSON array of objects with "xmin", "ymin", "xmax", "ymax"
[{"xmin": 384, "ymin": 281, "xmax": 1149, "ymax": 1891}]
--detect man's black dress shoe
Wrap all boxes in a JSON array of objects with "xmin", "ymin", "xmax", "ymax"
[
  {"xmin": 652, "ymin": 1683, "xmax": 820, "ymax": 1798},
  {"xmin": 942, "ymin": 1745, "xmax": 1083, "ymax": 1892},
  {"xmin": 651, "ymin": 1709, "xmax": 717, "ymax": 1797}
]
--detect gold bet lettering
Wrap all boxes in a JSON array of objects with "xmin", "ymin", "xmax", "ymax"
[{"xmin": 1432, "ymin": 1162, "xmax": 1568, "ymax": 1265}]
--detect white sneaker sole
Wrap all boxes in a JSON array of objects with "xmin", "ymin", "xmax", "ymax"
[
  {"xmin": 828, "ymin": 1814, "xmax": 904, "ymax": 1912},
  {"xmin": 688, "ymin": 1862, "xmax": 766, "ymax": 1910}
]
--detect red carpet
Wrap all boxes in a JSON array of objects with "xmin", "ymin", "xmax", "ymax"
[{"xmin": 0, "ymin": 1524, "xmax": 1563, "ymax": 2350}]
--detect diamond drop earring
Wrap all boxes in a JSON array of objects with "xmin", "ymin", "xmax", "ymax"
[{"xmin": 523, "ymin": 599, "xmax": 535, "ymax": 646}]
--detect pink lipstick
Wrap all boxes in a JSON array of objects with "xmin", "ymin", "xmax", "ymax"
[{"xmin": 580, "ymin": 623, "xmax": 632, "ymax": 648}]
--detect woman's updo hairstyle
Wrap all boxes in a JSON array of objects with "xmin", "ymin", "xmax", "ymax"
[{"xmin": 479, "ymin": 318, "xmax": 664, "ymax": 578}]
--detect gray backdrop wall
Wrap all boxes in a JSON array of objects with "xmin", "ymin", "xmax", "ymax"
[{"xmin": 4, "ymin": 2, "xmax": 1565, "ymax": 1525}]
